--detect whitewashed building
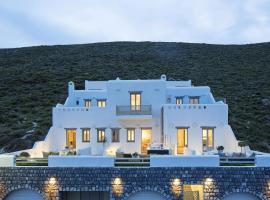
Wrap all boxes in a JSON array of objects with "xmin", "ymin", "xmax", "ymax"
[{"xmin": 26, "ymin": 75, "xmax": 242, "ymax": 158}]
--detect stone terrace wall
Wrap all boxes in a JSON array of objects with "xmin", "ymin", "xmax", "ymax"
[{"xmin": 0, "ymin": 167, "xmax": 269, "ymax": 200}]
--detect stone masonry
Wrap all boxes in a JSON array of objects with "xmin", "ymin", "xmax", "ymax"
[{"xmin": 0, "ymin": 167, "xmax": 269, "ymax": 200}]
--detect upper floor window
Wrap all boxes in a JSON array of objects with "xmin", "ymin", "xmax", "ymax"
[
  {"xmin": 176, "ymin": 97, "xmax": 183, "ymax": 105},
  {"xmin": 202, "ymin": 127, "xmax": 214, "ymax": 152},
  {"xmin": 127, "ymin": 128, "xmax": 135, "ymax": 142},
  {"xmin": 84, "ymin": 99, "xmax": 91, "ymax": 107},
  {"xmin": 189, "ymin": 97, "xmax": 200, "ymax": 104},
  {"xmin": 97, "ymin": 100, "xmax": 106, "ymax": 107},
  {"xmin": 97, "ymin": 129, "xmax": 105, "ymax": 142},
  {"xmin": 82, "ymin": 128, "xmax": 90, "ymax": 142},
  {"xmin": 111, "ymin": 128, "xmax": 120, "ymax": 143},
  {"xmin": 130, "ymin": 92, "xmax": 141, "ymax": 110}
]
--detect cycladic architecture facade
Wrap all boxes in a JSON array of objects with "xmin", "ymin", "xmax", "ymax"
[
  {"xmin": 26, "ymin": 75, "xmax": 242, "ymax": 157},
  {"xmin": 1, "ymin": 75, "xmax": 270, "ymax": 200}
]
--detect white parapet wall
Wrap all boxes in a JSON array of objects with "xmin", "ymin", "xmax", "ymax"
[
  {"xmin": 150, "ymin": 155, "xmax": 219, "ymax": 167},
  {"xmin": 256, "ymin": 155, "xmax": 270, "ymax": 167},
  {"xmin": 0, "ymin": 155, "xmax": 15, "ymax": 167},
  {"xmin": 48, "ymin": 156, "xmax": 115, "ymax": 167}
]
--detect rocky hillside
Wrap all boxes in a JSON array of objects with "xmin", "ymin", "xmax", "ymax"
[{"xmin": 0, "ymin": 42, "xmax": 269, "ymax": 152}]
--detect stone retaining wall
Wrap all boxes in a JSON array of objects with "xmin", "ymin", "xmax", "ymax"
[{"xmin": 0, "ymin": 167, "xmax": 269, "ymax": 200}]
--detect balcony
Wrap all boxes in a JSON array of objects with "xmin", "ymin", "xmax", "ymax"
[
  {"xmin": 116, "ymin": 105, "xmax": 152, "ymax": 115},
  {"xmin": 116, "ymin": 105, "xmax": 152, "ymax": 120}
]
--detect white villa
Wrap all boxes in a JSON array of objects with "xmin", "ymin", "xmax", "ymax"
[{"xmin": 25, "ymin": 74, "xmax": 243, "ymax": 159}]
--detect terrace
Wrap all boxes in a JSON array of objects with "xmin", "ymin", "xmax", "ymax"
[{"xmin": 1, "ymin": 153, "xmax": 269, "ymax": 168}]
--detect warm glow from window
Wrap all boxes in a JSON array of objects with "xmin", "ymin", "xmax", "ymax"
[
  {"xmin": 84, "ymin": 99, "xmax": 91, "ymax": 107},
  {"xmin": 202, "ymin": 128, "xmax": 214, "ymax": 152},
  {"xmin": 127, "ymin": 128, "xmax": 135, "ymax": 142},
  {"xmin": 177, "ymin": 128, "xmax": 188, "ymax": 154},
  {"xmin": 130, "ymin": 92, "xmax": 141, "ymax": 110},
  {"xmin": 176, "ymin": 97, "xmax": 183, "ymax": 105},
  {"xmin": 97, "ymin": 129, "xmax": 105, "ymax": 142},
  {"xmin": 97, "ymin": 100, "xmax": 106, "ymax": 107},
  {"xmin": 82, "ymin": 129, "xmax": 90, "ymax": 142}
]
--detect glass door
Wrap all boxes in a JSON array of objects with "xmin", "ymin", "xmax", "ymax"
[
  {"xmin": 130, "ymin": 92, "xmax": 141, "ymax": 111},
  {"xmin": 141, "ymin": 128, "xmax": 152, "ymax": 154},
  {"xmin": 66, "ymin": 129, "xmax": 76, "ymax": 149},
  {"xmin": 202, "ymin": 128, "xmax": 214, "ymax": 152},
  {"xmin": 177, "ymin": 128, "xmax": 188, "ymax": 155}
]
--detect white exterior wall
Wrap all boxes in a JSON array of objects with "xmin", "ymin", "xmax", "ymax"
[
  {"xmin": 150, "ymin": 155, "xmax": 219, "ymax": 167},
  {"xmin": 163, "ymin": 104, "xmax": 239, "ymax": 155},
  {"xmin": 23, "ymin": 76, "xmax": 243, "ymax": 157}
]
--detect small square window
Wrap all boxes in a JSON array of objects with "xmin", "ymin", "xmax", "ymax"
[
  {"xmin": 111, "ymin": 129, "xmax": 120, "ymax": 143},
  {"xmin": 84, "ymin": 100, "xmax": 91, "ymax": 107},
  {"xmin": 189, "ymin": 97, "xmax": 200, "ymax": 104},
  {"xmin": 97, "ymin": 100, "xmax": 106, "ymax": 107},
  {"xmin": 127, "ymin": 128, "xmax": 135, "ymax": 142},
  {"xmin": 82, "ymin": 129, "xmax": 90, "ymax": 142},
  {"xmin": 176, "ymin": 97, "xmax": 183, "ymax": 105},
  {"xmin": 97, "ymin": 129, "xmax": 106, "ymax": 142}
]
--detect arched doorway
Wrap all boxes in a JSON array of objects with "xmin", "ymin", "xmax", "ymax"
[
  {"xmin": 127, "ymin": 191, "xmax": 166, "ymax": 200},
  {"xmin": 4, "ymin": 189, "xmax": 43, "ymax": 200},
  {"xmin": 222, "ymin": 192, "xmax": 261, "ymax": 200}
]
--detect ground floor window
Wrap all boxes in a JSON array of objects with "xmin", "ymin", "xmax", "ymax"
[
  {"xmin": 111, "ymin": 128, "xmax": 120, "ymax": 142},
  {"xmin": 82, "ymin": 128, "xmax": 90, "ymax": 142},
  {"xmin": 202, "ymin": 127, "xmax": 214, "ymax": 152},
  {"xmin": 127, "ymin": 128, "xmax": 135, "ymax": 142},
  {"xmin": 97, "ymin": 129, "xmax": 106, "ymax": 142},
  {"xmin": 60, "ymin": 191, "xmax": 109, "ymax": 200},
  {"xmin": 183, "ymin": 185, "xmax": 203, "ymax": 200}
]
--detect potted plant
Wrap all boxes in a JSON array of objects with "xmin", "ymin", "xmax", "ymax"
[
  {"xmin": 238, "ymin": 141, "xmax": 247, "ymax": 156},
  {"xmin": 132, "ymin": 152, "xmax": 139, "ymax": 158},
  {"xmin": 217, "ymin": 146, "xmax": 224, "ymax": 155}
]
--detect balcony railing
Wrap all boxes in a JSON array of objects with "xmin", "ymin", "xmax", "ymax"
[{"xmin": 116, "ymin": 105, "xmax": 152, "ymax": 115}]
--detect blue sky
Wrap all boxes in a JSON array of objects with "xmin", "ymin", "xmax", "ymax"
[{"xmin": 0, "ymin": 0, "xmax": 270, "ymax": 48}]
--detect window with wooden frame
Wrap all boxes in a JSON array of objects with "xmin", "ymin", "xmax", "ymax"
[
  {"xmin": 127, "ymin": 128, "xmax": 135, "ymax": 142},
  {"xmin": 189, "ymin": 96, "xmax": 200, "ymax": 104},
  {"xmin": 97, "ymin": 129, "xmax": 106, "ymax": 142},
  {"xmin": 111, "ymin": 128, "xmax": 120, "ymax": 143},
  {"xmin": 84, "ymin": 99, "xmax": 91, "ymax": 107},
  {"xmin": 82, "ymin": 128, "xmax": 90, "ymax": 142},
  {"xmin": 176, "ymin": 97, "xmax": 183, "ymax": 105},
  {"xmin": 97, "ymin": 99, "xmax": 106, "ymax": 107}
]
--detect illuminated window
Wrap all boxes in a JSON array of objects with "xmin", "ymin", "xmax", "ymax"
[
  {"xmin": 84, "ymin": 99, "xmax": 91, "ymax": 107},
  {"xmin": 177, "ymin": 128, "xmax": 188, "ymax": 154},
  {"xmin": 127, "ymin": 128, "xmax": 135, "ymax": 142},
  {"xmin": 176, "ymin": 97, "xmax": 183, "ymax": 105},
  {"xmin": 97, "ymin": 129, "xmax": 105, "ymax": 142},
  {"xmin": 130, "ymin": 92, "xmax": 141, "ymax": 110},
  {"xmin": 97, "ymin": 100, "xmax": 106, "ymax": 107},
  {"xmin": 183, "ymin": 185, "xmax": 203, "ymax": 200},
  {"xmin": 82, "ymin": 128, "xmax": 90, "ymax": 142},
  {"xmin": 189, "ymin": 97, "xmax": 200, "ymax": 104},
  {"xmin": 112, "ymin": 128, "xmax": 120, "ymax": 142},
  {"xmin": 202, "ymin": 128, "xmax": 214, "ymax": 152}
]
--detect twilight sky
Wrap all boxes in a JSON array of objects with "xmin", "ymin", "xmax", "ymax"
[{"xmin": 0, "ymin": 0, "xmax": 270, "ymax": 48}]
